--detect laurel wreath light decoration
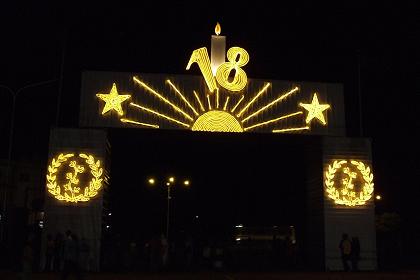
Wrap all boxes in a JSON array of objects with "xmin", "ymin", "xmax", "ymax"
[
  {"xmin": 46, "ymin": 153, "xmax": 104, "ymax": 203},
  {"xmin": 325, "ymin": 160, "xmax": 374, "ymax": 206}
]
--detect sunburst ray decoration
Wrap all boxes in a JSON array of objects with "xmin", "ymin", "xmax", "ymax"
[
  {"xmin": 95, "ymin": 42, "xmax": 331, "ymax": 133},
  {"xmin": 108, "ymin": 76, "xmax": 329, "ymax": 134}
]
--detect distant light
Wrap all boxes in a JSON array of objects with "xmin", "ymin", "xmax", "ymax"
[
  {"xmin": 106, "ymin": 225, "xmax": 110, "ymax": 229},
  {"xmin": 184, "ymin": 180, "xmax": 190, "ymax": 186},
  {"xmin": 108, "ymin": 213, "xmax": 112, "ymax": 216},
  {"xmin": 166, "ymin": 182, "xmax": 170, "ymax": 186},
  {"xmin": 148, "ymin": 178, "xmax": 155, "ymax": 185},
  {"xmin": 376, "ymin": 195, "xmax": 382, "ymax": 200},
  {"xmin": 236, "ymin": 237, "xmax": 241, "ymax": 241},
  {"xmin": 195, "ymin": 215, "xmax": 199, "ymax": 219},
  {"xmin": 235, "ymin": 224, "xmax": 243, "ymax": 228},
  {"xmin": 169, "ymin": 177, "xmax": 175, "ymax": 183},
  {"xmin": 39, "ymin": 220, "xmax": 44, "ymax": 229}
]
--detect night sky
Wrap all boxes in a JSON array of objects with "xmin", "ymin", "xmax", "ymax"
[{"xmin": 0, "ymin": 0, "xmax": 418, "ymax": 251}]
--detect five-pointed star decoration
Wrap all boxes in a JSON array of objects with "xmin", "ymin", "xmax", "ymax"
[
  {"xmin": 299, "ymin": 93, "xmax": 331, "ymax": 125},
  {"xmin": 96, "ymin": 83, "xmax": 131, "ymax": 116}
]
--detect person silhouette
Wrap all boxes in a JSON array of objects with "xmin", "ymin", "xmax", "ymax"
[
  {"xmin": 44, "ymin": 234, "xmax": 55, "ymax": 272},
  {"xmin": 21, "ymin": 238, "xmax": 33, "ymax": 280},
  {"xmin": 339, "ymin": 233, "xmax": 352, "ymax": 272},
  {"xmin": 53, "ymin": 232, "xmax": 64, "ymax": 272},
  {"xmin": 61, "ymin": 230, "xmax": 82, "ymax": 280},
  {"xmin": 79, "ymin": 237, "xmax": 90, "ymax": 272},
  {"xmin": 351, "ymin": 236, "xmax": 360, "ymax": 271}
]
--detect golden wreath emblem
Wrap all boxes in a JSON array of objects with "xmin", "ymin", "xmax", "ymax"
[
  {"xmin": 325, "ymin": 160, "xmax": 374, "ymax": 206},
  {"xmin": 46, "ymin": 153, "xmax": 103, "ymax": 202}
]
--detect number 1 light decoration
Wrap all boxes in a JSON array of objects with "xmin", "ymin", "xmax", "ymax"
[{"xmin": 95, "ymin": 23, "xmax": 332, "ymax": 133}]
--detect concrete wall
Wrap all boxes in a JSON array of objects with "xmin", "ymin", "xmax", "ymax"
[
  {"xmin": 41, "ymin": 128, "xmax": 109, "ymax": 271},
  {"xmin": 322, "ymin": 137, "xmax": 377, "ymax": 271}
]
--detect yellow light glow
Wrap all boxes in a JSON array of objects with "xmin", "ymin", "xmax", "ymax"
[
  {"xmin": 215, "ymin": 47, "xmax": 249, "ymax": 92},
  {"xmin": 96, "ymin": 83, "xmax": 131, "ymax": 115},
  {"xmin": 46, "ymin": 153, "xmax": 104, "ymax": 203},
  {"xmin": 215, "ymin": 22, "xmax": 221, "ymax": 35},
  {"xmin": 148, "ymin": 178, "xmax": 155, "ymax": 185},
  {"xmin": 192, "ymin": 110, "xmax": 243, "ymax": 132},
  {"xmin": 133, "ymin": 76, "xmax": 193, "ymax": 121},
  {"xmin": 272, "ymin": 126, "xmax": 310, "ymax": 133},
  {"xmin": 207, "ymin": 94, "xmax": 212, "ymax": 110},
  {"xmin": 223, "ymin": 96, "xmax": 230, "ymax": 111},
  {"xmin": 166, "ymin": 79, "xmax": 199, "ymax": 116},
  {"xmin": 184, "ymin": 180, "xmax": 190, "ymax": 186},
  {"xmin": 120, "ymin": 118, "xmax": 159, "ymax": 128},
  {"xmin": 376, "ymin": 195, "xmax": 381, "ymax": 200},
  {"xmin": 194, "ymin": 90, "xmax": 206, "ymax": 112},
  {"xmin": 299, "ymin": 93, "xmax": 330, "ymax": 125},
  {"xmin": 231, "ymin": 95, "xmax": 244, "ymax": 113},
  {"xmin": 244, "ymin": 111, "xmax": 303, "ymax": 131},
  {"xmin": 169, "ymin": 177, "xmax": 175, "ymax": 183},
  {"xmin": 325, "ymin": 160, "xmax": 374, "ymax": 206},
  {"xmin": 186, "ymin": 47, "xmax": 218, "ymax": 93},
  {"xmin": 237, "ymin": 83, "xmax": 271, "ymax": 117},
  {"xmin": 130, "ymin": 102, "xmax": 190, "ymax": 128},
  {"xmin": 242, "ymin": 87, "xmax": 299, "ymax": 123}
]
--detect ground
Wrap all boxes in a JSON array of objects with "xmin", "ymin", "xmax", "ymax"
[{"xmin": 1, "ymin": 271, "xmax": 420, "ymax": 280}]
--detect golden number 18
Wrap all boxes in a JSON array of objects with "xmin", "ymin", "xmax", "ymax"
[{"xmin": 187, "ymin": 46, "xmax": 249, "ymax": 93}]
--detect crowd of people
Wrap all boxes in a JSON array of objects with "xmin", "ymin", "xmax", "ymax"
[
  {"xmin": 101, "ymin": 232, "xmax": 196, "ymax": 272},
  {"xmin": 16, "ymin": 230, "xmax": 360, "ymax": 277},
  {"xmin": 20, "ymin": 229, "xmax": 90, "ymax": 280}
]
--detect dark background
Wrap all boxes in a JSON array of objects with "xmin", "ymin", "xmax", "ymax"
[
  {"xmin": 108, "ymin": 129, "xmax": 308, "ymax": 237},
  {"xmin": 0, "ymin": 1, "xmax": 418, "ymax": 268}
]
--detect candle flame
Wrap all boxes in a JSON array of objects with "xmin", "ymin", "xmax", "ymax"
[{"xmin": 215, "ymin": 22, "xmax": 221, "ymax": 35}]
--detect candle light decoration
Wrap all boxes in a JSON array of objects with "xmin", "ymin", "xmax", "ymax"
[{"xmin": 211, "ymin": 22, "xmax": 226, "ymax": 76}]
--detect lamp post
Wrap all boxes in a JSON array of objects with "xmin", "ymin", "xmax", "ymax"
[
  {"xmin": 148, "ymin": 176, "xmax": 190, "ymax": 241},
  {"xmin": 0, "ymin": 79, "xmax": 58, "ymax": 241}
]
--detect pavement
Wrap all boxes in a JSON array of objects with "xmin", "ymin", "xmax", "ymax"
[{"xmin": 1, "ymin": 271, "xmax": 420, "ymax": 280}]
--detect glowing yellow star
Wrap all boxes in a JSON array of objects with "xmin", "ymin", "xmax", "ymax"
[
  {"xmin": 96, "ymin": 83, "xmax": 131, "ymax": 115},
  {"xmin": 299, "ymin": 93, "xmax": 330, "ymax": 125}
]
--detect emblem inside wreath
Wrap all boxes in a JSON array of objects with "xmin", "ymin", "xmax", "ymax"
[
  {"xmin": 46, "ymin": 153, "xmax": 104, "ymax": 203},
  {"xmin": 325, "ymin": 160, "xmax": 374, "ymax": 206}
]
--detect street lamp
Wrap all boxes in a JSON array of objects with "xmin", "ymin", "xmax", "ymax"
[
  {"xmin": 0, "ymin": 79, "xmax": 58, "ymax": 241},
  {"xmin": 147, "ymin": 176, "xmax": 190, "ymax": 241}
]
